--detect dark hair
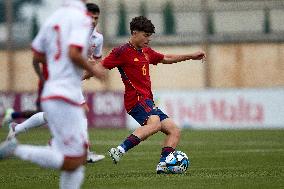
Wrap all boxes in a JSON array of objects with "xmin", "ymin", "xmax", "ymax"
[
  {"xmin": 86, "ymin": 3, "xmax": 100, "ymax": 14},
  {"xmin": 130, "ymin": 16, "xmax": 155, "ymax": 34}
]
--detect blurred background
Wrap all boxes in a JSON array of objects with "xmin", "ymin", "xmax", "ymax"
[{"xmin": 0, "ymin": 0, "xmax": 283, "ymax": 129}]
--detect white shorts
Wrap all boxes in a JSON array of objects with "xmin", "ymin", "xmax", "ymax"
[{"xmin": 42, "ymin": 100, "xmax": 88, "ymax": 157}]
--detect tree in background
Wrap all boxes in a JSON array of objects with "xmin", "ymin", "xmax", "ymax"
[
  {"xmin": 0, "ymin": 0, "xmax": 42, "ymax": 23},
  {"xmin": 117, "ymin": 1, "xmax": 128, "ymax": 36},
  {"xmin": 263, "ymin": 8, "xmax": 271, "ymax": 34},
  {"xmin": 162, "ymin": 1, "xmax": 176, "ymax": 35},
  {"xmin": 139, "ymin": 1, "xmax": 147, "ymax": 17},
  {"xmin": 30, "ymin": 13, "xmax": 39, "ymax": 40},
  {"xmin": 207, "ymin": 10, "xmax": 215, "ymax": 35}
]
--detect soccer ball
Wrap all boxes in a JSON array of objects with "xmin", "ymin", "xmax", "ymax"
[{"xmin": 165, "ymin": 151, "xmax": 190, "ymax": 174}]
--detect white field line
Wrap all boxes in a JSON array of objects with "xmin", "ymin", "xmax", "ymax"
[{"xmin": 218, "ymin": 148, "xmax": 284, "ymax": 153}]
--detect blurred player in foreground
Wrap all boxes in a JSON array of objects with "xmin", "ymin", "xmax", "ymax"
[
  {"xmin": 4, "ymin": 2, "xmax": 105, "ymax": 163},
  {"xmin": 102, "ymin": 16, "xmax": 205, "ymax": 174},
  {"xmin": 0, "ymin": 0, "xmax": 105, "ymax": 189}
]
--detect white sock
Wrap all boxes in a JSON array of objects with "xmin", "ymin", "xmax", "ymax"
[
  {"xmin": 14, "ymin": 145, "xmax": 64, "ymax": 169},
  {"xmin": 15, "ymin": 112, "xmax": 47, "ymax": 135},
  {"xmin": 60, "ymin": 166, "xmax": 85, "ymax": 189},
  {"xmin": 117, "ymin": 146, "xmax": 125, "ymax": 154}
]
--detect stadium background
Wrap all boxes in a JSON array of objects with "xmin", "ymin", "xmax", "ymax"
[
  {"xmin": 0, "ymin": 0, "xmax": 283, "ymax": 129},
  {"xmin": 0, "ymin": 1, "xmax": 284, "ymax": 189}
]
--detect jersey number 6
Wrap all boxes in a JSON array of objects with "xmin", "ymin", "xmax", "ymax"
[{"xmin": 142, "ymin": 64, "xmax": 147, "ymax": 76}]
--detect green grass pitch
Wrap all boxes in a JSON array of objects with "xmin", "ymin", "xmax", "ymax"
[{"xmin": 0, "ymin": 128, "xmax": 283, "ymax": 189}]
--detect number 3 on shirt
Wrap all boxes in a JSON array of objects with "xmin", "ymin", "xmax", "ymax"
[
  {"xmin": 142, "ymin": 64, "xmax": 147, "ymax": 75},
  {"xmin": 53, "ymin": 25, "xmax": 61, "ymax": 61}
]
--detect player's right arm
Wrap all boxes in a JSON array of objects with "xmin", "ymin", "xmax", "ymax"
[
  {"xmin": 69, "ymin": 46, "xmax": 106, "ymax": 81},
  {"xmin": 68, "ymin": 14, "xmax": 106, "ymax": 81},
  {"xmin": 82, "ymin": 58, "xmax": 103, "ymax": 80}
]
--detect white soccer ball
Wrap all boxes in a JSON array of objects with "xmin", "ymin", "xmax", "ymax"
[{"xmin": 165, "ymin": 151, "xmax": 190, "ymax": 174}]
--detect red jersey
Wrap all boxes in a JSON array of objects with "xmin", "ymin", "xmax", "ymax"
[{"xmin": 102, "ymin": 43, "xmax": 164, "ymax": 112}]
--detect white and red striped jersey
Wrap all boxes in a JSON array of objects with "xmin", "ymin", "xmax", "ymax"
[
  {"xmin": 88, "ymin": 27, "xmax": 103, "ymax": 60},
  {"xmin": 32, "ymin": 0, "xmax": 92, "ymax": 105}
]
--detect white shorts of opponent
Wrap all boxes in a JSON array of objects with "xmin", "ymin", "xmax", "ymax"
[{"xmin": 42, "ymin": 100, "xmax": 88, "ymax": 157}]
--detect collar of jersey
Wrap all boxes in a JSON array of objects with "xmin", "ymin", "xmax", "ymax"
[{"xmin": 127, "ymin": 42, "xmax": 143, "ymax": 53}]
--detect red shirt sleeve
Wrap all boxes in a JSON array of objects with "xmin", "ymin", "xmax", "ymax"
[
  {"xmin": 102, "ymin": 48, "xmax": 125, "ymax": 70},
  {"xmin": 144, "ymin": 47, "xmax": 164, "ymax": 65}
]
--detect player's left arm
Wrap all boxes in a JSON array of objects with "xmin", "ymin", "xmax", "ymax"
[
  {"xmin": 33, "ymin": 61, "xmax": 45, "ymax": 83},
  {"xmin": 161, "ymin": 51, "xmax": 205, "ymax": 64},
  {"xmin": 31, "ymin": 21, "xmax": 47, "ymax": 81},
  {"xmin": 32, "ymin": 51, "xmax": 46, "ymax": 80},
  {"xmin": 82, "ymin": 61, "xmax": 106, "ymax": 81}
]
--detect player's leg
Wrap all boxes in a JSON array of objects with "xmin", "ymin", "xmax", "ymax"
[
  {"xmin": 109, "ymin": 99, "xmax": 162, "ymax": 163},
  {"xmin": 10, "ymin": 88, "xmax": 42, "ymax": 121},
  {"xmin": 7, "ymin": 112, "xmax": 47, "ymax": 140},
  {"xmin": 132, "ymin": 115, "xmax": 161, "ymax": 140},
  {"xmin": 13, "ymin": 144, "xmax": 64, "ymax": 168},
  {"xmin": 2, "ymin": 88, "xmax": 42, "ymax": 128},
  {"xmin": 1, "ymin": 101, "xmax": 87, "ymax": 170},
  {"xmin": 160, "ymin": 118, "xmax": 181, "ymax": 159},
  {"xmin": 11, "ymin": 110, "xmax": 39, "ymax": 120},
  {"xmin": 43, "ymin": 100, "xmax": 88, "ymax": 188},
  {"xmin": 81, "ymin": 102, "xmax": 105, "ymax": 163},
  {"xmin": 0, "ymin": 139, "xmax": 86, "ymax": 172},
  {"xmin": 60, "ymin": 166, "xmax": 85, "ymax": 189},
  {"xmin": 156, "ymin": 118, "xmax": 181, "ymax": 174},
  {"xmin": 0, "ymin": 104, "xmax": 61, "ymax": 166},
  {"xmin": 1, "ymin": 108, "xmax": 14, "ymax": 127},
  {"xmin": 2, "ymin": 108, "xmax": 39, "ymax": 127},
  {"xmin": 0, "ymin": 100, "xmax": 87, "ymax": 188},
  {"xmin": 130, "ymin": 106, "xmax": 178, "ymax": 163},
  {"xmin": 0, "ymin": 137, "xmax": 64, "ymax": 168}
]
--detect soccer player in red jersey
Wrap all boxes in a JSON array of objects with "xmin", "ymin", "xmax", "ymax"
[{"xmin": 103, "ymin": 16, "xmax": 205, "ymax": 174}]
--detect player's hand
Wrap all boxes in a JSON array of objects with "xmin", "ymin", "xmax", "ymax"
[
  {"xmin": 90, "ymin": 63, "xmax": 107, "ymax": 82},
  {"xmin": 88, "ymin": 59, "xmax": 97, "ymax": 65},
  {"xmin": 190, "ymin": 51, "xmax": 206, "ymax": 60}
]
